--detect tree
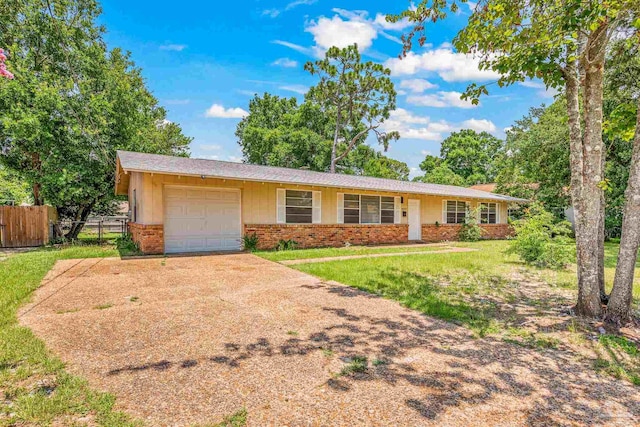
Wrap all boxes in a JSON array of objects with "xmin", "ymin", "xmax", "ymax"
[
  {"xmin": 414, "ymin": 130, "xmax": 502, "ymax": 185},
  {"xmin": 236, "ymin": 93, "xmax": 410, "ymax": 179},
  {"xmin": 0, "ymin": 166, "xmax": 30, "ymax": 205},
  {"xmin": 604, "ymin": 40, "xmax": 640, "ymax": 324},
  {"xmin": 392, "ymin": 0, "xmax": 640, "ymax": 319},
  {"xmin": 305, "ymin": 44, "xmax": 400, "ymax": 173},
  {"xmin": 0, "ymin": 0, "xmax": 191, "ymax": 239},
  {"xmin": 440, "ymin": 130, "xmax": 503, "ymax": 184},
  {"xmin": 415, "ymin": 164, "xmax": 466, "ymax": 186}
]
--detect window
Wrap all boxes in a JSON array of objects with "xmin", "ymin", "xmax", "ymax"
[
  {"xmin": 381, "ymin": 196, "xmax": 395, "ymax": 224},
  {"xmin": 341, "ymin": 194, "xmax": 397, "ymax": 224},
  {"xmin": 480, "ymin": 202, "xmax": 498, "ymax": 224},
  {"xmin": 285, "ymin": 190, "xmax": 313, "ymax": 223},
  {"xmin": 344, "ymin": 194, "xmax": 360, "ymax": 224},
  {"xmin": 445, "ymin": 201, "xmax": 467, "ymax": 224}
]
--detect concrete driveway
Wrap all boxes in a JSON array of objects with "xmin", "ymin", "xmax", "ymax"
[{"xmin": 20, "ymin": 254, "xmax": 640, "ymax": 426}]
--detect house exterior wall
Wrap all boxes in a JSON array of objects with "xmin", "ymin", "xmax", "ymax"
[{"xmin": 126, "ymin": 172, "xmax": 513, "ymax": 252}]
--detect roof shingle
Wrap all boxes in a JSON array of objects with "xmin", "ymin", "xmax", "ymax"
[{"xmin": 116, "ymin": 150, "xmax": 526, "ymax": 202}]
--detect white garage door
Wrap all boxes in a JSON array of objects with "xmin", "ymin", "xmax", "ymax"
[{"xmin": 164, "ymin": 186, "xmax": 241, "ymax": 253}]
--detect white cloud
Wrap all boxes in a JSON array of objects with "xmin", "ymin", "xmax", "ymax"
[
  {"xmin": 279, "ymin": 84, "xmax": 308, "ymax": 95},
  {"xmin": 204, "ymin": 104, "xmax": 248, "ymax": 119},
  {"xmin": 381, "ymin": 108, "xmax": 499, "ymax": 141},
  {"xmin": 227, "ymin": 156, "xmax": 243, "ymax": 163},
  {"xmin": 263, "ymin": 0, "xmax": 317, "ymax": 18},
  {"xmin": 272, "ymin": 40, "xmax": 312, "ymax": 55},
  {"xmin": 272, "ymin": 57, "xmax": 299, "ymax": 68},
  {"xmin": 159, "ymin": 44, "xmax": 187, "ymax": 51},
  {"xmin": 263, "ymin": 9, "xmax": 280, "ymax": 18},
  {"xmin": 421, "ymin": 150, "xmax": 433, "ymax": 156},
  {"xmin": 198, "ymin": 144, "xmax": 222, "ymax": 151},
  {"xmin": 399, "ymin": 78, "xmax": 437, "ymax": 93},
  {"xmin": 381, "ymin": 108, "xmax": 453, "ymax": 141},
  {"xmin": 407, "ymin": 91, "xmax": 476, "ymax": 109},
  {"xmin": 384, "ymin": 45, "xmax": 500, "ymax": 82},
  {"xmin": 373, "ymin": 13, "xmax": 412, "ymax": 31},
  {"xmin": 461, "ymin": 119, "xmax": 497, "ymax": 133},
  {"xmin": 466, "ymin": 1, "xmax": 478, "ymax": 12},
  {"xmin": 306, "ymin": 14, "xmax": 378, "ymax": 53}
]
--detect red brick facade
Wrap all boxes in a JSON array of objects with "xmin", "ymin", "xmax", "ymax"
[
  {"xmin": 128, "ymin": 222, "xmax": 164, "ymax": 254},
  {"xmin": 244, "ymin": 224, "xmax": 409, "ymax": 250},
  {"xmin": 421, "ymin": 223, "xmax": 513, "ymax": 242}
]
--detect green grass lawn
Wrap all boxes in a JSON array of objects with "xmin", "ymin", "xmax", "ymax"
[
  {"xmin": 0, "ymin": 245, "xmax": 140, "ymax": 426},
  {"xmin": 256, "ymin": 243, "xmax": 448, "ymax": 262},
  {"xmin": 282, "ymin": 240, "xmax": 640, "ymax": 385}
]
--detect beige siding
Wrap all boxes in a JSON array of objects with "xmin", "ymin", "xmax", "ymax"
[{"xmin": 133, "ymin": 172, "xmax": 509, "ymax": 228}]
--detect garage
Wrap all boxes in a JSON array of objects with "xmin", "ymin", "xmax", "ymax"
[{"xmin": 163, "ymin": 186, "xmax": 241, "ymax": 253}]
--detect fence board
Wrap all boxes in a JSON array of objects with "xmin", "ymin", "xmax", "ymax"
[{"xmin": 0, "ymin": 206, "xmax": 55, "ymax": 248}]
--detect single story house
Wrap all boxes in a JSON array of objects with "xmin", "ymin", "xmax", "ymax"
[{"xmin": 115, "ymin": 151, "xmax": 526, "ymax": 254}]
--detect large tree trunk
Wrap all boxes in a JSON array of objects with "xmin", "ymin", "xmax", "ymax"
[
  {"xmin": 330, "ymin": 113, "xmax": 341, "ymax": 173},
  {"xmin": 598, "ymin": 157, "xmax": 607, "ymax": 303},
  {"xmin": 64, "ymin": 204, "xmax": 93, "ymax": 240},
  {"xmin": 568, "ymin": 24, "xmax": 608, "ymax": 318},
  {"xmin": 605, "ymin": 104, "xmax": 640, "ymax": 325}
]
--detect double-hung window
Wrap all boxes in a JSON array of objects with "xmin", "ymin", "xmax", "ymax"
[
  {"xmin": 277, "ymin": 189, "xmax": 321, "ymax": 224},
  {"xmin": 480, "ymin": 202, "xmax": 498, "ymax": 224},
  {"xmin": 339, "ymin": 194, "xmax": 399, "ymax": 224},
  {"xmin": 444, "ymin": 200, "xmax": 467, "ymax": 224}
]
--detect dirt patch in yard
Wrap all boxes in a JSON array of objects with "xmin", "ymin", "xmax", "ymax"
[{"xmin": 19, "ymin": 255, "xmax": 640, "ymax": 426}]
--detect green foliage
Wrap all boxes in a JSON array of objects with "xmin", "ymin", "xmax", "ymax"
[
  {"xmin": 0, "ymin": 245, "xmax": 139, "ymax": 425},
  {"xmin": 0, "ymin": 165, "xmax": 30, "ymax": 205},
  {"xmin": 242, "ymin": 233, "xmax": 259, "ymax": 252},
  {"xmin": 275, "ymin": 239, "xmax": 297, "ymax": 251},
  {"xmin": 0, "ymin": 1, "xmax": 191, "ymax": 239},
  {"xmin": 115, "ymin": 234, "xmax": 141, "ymax": 256},
  {"xmin": 305, "ymin": 44, "xmax": 399, "ymax": 172},
  {"xmin": 459, "ymin": 208, "xmax": 483, "ymax": 242},
  {"xmin": 235, "ymin": 94, "xmax": 409, "ymax": 178},
  {"xmin": 339, "ymin": 356, "xmax": 368, "ymax": 376},
  {"xmin": 508, "ymin": 204, "xmax": 574, "ymax": 269},
  {"xmin": 415, "ymin": 130, "xmax": 503, "ymax": 186}
]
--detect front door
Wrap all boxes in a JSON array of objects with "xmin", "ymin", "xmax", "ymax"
[{"xmin": 408, "ymin": 199, "xmax": 421, "ymax": 241}]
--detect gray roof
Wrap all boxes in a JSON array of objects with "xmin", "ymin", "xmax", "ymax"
[{"xmin": 116, "ymin": 150, "xmax": 526, "ymax": 202}]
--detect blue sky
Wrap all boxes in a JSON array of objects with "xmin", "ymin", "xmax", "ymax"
[{"xmin": 99, "ymin": 0, "xmax": 554, "ymax": 177}]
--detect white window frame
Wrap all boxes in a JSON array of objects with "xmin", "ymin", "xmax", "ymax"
[
  {"xmin": 337, "ymin": 193, "xmax": 400, "ymax": 225},
  {"xmin": 480, "ymin": 202, "xmax": 499, "ymax": 224},
  {"xmin": 443, "ymin": 200, "xmax": 469, "ymax": 224},
  {"xmin": 277, "ymin": 189, "xmax": 321, "ymax": 224}
]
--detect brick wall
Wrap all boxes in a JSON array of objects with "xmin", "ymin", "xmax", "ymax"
[
  {"xmin": 244, "ymin": 224, "xmax": 409, "ymax": 250},
  {"xmin": 129, "ymin": 222, "xmax": 164, "ymax": 254},
  {"xmin": 421, "ymin": 223, "xmax": 513, "ymax": 242}
]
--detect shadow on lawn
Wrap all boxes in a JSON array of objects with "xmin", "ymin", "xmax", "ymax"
[{"xmin": 106, "ymin": 280, "xmax": 639, "ymax": 425}]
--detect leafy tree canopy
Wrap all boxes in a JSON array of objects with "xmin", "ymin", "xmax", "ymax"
[
  {"xmin": 235, "ymin": 93, "xmax": 409, "ymax": 180},
  {"xmin": 415, "ymin": 129, "xmax": 503, "ymax": 186},
  {"xmin": 0, "ymin": 0, "xmax": 191, "ymax": 238}
]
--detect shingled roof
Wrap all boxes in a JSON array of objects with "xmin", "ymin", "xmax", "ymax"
[{"xmin": 116, "ymin": 150, "xmax": 527, "ymax": 202}]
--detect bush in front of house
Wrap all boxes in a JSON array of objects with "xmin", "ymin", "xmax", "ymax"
[
  {"xmin": 242, "ymin": 233, "xmax": 259, "ymax": 251},
  {"xmin": 275, "ymin": 239, "xmax": 297, "ymax": 251},
  {"xmin": 507, "ymin": 203, "xmax": 574, "ymax": 269},
  {"xmin": 459, "ymin": 207, "xmax": 483, "ymax": 242}
]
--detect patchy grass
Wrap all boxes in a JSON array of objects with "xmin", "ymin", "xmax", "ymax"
[
  {"xmin": 0, "ymin": 245, "xmax": 139, "ymax": 426},
  {"xmin": 295, "ymin": 243, "xmax": 514, "ymax": 337},
  {"xmin": 339, "ymin": 356, "xmax": 368, "ymax": 376},
  {"xmin": 94, "ymin": 303, "xmax": 113, "ymax": 310},
  {"xmin": 293, "ymin": 240, "xmax": 640, "ymax": 385},
  {"xmin": 593, "ymin": 335, "xmax": 640, "ymax": 385},
  {"xmin": 256, "ymin": 244, "xmax": 446, "ymax": 262},
  {"xmin": 208, "ymin": 408, "xmax": 247, "ymax": 427}
]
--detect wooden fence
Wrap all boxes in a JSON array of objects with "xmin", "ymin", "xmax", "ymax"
[{"xmin": 0, "ymin": 206, "xmax": 57, "ymax": 248}]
